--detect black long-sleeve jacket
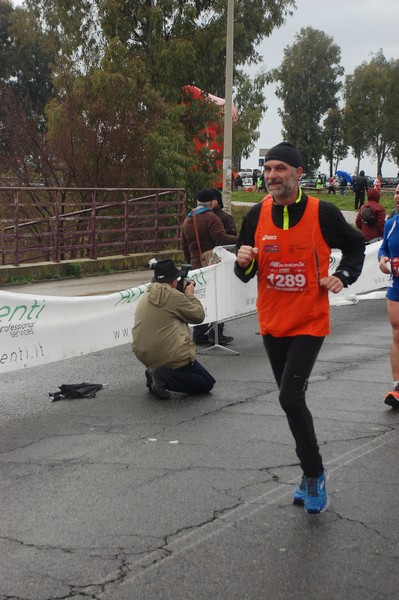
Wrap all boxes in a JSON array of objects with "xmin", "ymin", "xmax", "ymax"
[{"xmin": 234, "ymin": 193, "xmax": 365, "ymax": 287}]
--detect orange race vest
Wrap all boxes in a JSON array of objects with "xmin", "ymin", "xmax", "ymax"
[{"xmin": 254, "ymin": 196, "xmax": 331, "ymax": 337}]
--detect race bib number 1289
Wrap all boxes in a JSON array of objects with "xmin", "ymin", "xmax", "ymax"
[{"xmin": 265, "ymin": 260, "xmax": 308, "ymax": 292}]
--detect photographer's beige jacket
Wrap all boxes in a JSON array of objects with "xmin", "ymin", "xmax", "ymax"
[{"xmin": 132, "ymin": 283, "xmax": 205, "ymax": 369}]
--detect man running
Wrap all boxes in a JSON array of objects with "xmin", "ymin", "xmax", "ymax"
[{"xmin": 234, "ymin": 142, "xmax": 365, "ymax": 513}]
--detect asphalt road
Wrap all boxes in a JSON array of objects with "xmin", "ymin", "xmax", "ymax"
[{"xmin": 1, "ymin": 289, "xmax": 399, "ymax": 599}]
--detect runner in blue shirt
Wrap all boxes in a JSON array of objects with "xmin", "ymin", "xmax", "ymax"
[{"xmin": 378, "ymin": 215, "xmax": 399, "ymax": 408}]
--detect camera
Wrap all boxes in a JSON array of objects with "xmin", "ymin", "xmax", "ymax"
[
  {"xmin": 148, "ymin": 258, "xmax": 193, "ymax": 293},
  {"xmin": 176, "ymin": 263, "xmax": 193, "ymax": 293}
]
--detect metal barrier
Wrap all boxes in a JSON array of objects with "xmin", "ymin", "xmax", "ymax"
[{"xmin": 0, "ymin": 187, "xmax": 186, "ymax": 266}]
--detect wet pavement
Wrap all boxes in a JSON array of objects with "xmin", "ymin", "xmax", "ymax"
[{"xmin": 1, "ymin": 279, "xmax": 399, "ymax": 598}]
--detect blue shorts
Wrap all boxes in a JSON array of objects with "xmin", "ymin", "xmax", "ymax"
[{"xmin": 386, "ymin": 276, "xmax": 399, "ymax": 301}]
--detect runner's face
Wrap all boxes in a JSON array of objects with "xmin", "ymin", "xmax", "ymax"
[
  {"xmin": 395, "ymin": 185, "xmax": 399, "ymax": 209},
  {"xmin": 264, "ymin": 160, "xmax": 302, "ymax": 203}
]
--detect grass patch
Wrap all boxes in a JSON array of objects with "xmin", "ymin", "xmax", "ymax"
[
  {"xmin": 65, "ymin": 262, "xmax": 84, "ymax": 278},
  {"xmin": 232, "ymin": 204, "xmax": 251, "ymax": 226},
  {"xmin": 5, "ymin": 274, "xmax": 35, "ymax": 285},
  {"xmin": 101, "ymin": 263, "xmax": 114, "ymax": 274},
  {"xmin": 47, "ymin": 268, "xmax": 62, "ymax": 280},
  {"xmin": 232, "ymin": 189, "xmax": 395, "ymax": 212}
]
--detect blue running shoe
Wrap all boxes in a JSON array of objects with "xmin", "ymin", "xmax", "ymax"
[
  {"xmin": 304, "ymin": 469, "xmax": 329, "ymax": 514},
  {"xmin": 292, "ymin": 475, "xmax": 307, "ymax": 505}
]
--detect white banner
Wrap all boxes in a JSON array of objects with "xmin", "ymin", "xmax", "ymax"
[
  {"xmin": 0, "ymin": 241, "xmax": 388, "ymax": 373},
  {"xmin": 329, "ymin": 239, "xmax": 389, "ymax": 304}
]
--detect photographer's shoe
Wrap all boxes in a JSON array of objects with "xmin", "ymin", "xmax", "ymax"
[
  {"xmin": 208, "ymin": 334, "xmax": 234, "ymax": 346},
  {"xmin": 145, "ymin": 369, "xmax": 170, "ymax": 399},
  {"xmin": 145, "ymin": 369, "xmax": 152, "ymax": 389}
]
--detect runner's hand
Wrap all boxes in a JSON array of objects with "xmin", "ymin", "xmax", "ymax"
[
  {"xmin": 236, "ymin": 245, "xmax": 259, "ymax": 268},
  {"xmin": 319, "ymin": 275, "xmax": 344, "ymax": 294},
  {"xmin": 379, "ymin": 256, "xmax": 391, "ymax": 275}
]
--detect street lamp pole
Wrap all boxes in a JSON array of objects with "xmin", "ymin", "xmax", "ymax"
[{"xmin": 222, "ymin": 0, "xmax": 234, "ymax": 214}]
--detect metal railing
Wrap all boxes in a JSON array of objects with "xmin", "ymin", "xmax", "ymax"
[{"xmin": 0, "ymin": 187, "xmax": 186, "ymax": 266}]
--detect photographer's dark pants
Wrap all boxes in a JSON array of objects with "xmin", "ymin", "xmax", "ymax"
[
  {"xmin": 157, "ymin": 360, "xmax": 215, "ymax": 395},
  {"xmin": 262, "ymin": 334, "xmax": 324, "ymax": 478}
]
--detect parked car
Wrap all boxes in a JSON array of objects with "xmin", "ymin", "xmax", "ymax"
[
  {"xmin": 380, "ymin": 177, "xmax": 399, "ymax": 188},
  {"xmin": 299, "ymin": 176, "xmax": 318, "ymax": 189}
]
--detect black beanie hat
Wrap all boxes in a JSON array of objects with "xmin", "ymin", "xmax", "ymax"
[
  {"xmin": 264, "ymin": 142, "xmax": 303, "ymax": 168},
  {"xmin": 197, "ymin": 188, "xmax": 217, "ymax": 204},
  {"xmin": 210, "ymin": 187, "xmax": 223, "ymax": 209}
]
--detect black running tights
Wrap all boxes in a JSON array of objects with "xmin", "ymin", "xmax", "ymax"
[{"xmin": 262, "ymin": 334, "xmax": 325, "ymax": 477}]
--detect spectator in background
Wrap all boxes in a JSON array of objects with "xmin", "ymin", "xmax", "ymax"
[
  {"xmin": 316, "ymin": 174, "xmax": 324, "ymax": 192},
  {"xmin": 181, "ymin": 188, "xmax": 238, "ymax": 345},
  {"xmin": 252, "ymin": 168, "xmax": 260, "ymax": 190},
  {"xmin": 353, "ymin": 170, "xmax": 369, "ymax": 210},
  {"xmin": 374, "ymin": 174, "xmax": 382, "ymax": 191},
  {"xmin": 339, "ymin": 176, "xmax": 348, "ymax": 196},
  {"xmin": 234, "ymin": 173, "xmax": 243, "ymax": 190},
  {"xmin": 210, "ymin": 188, "xmax": 237, "ymax": 235},
  {"xmin": 327, "ymin": 176, "xmax": 336, "ymax": 195},
  {"xmin": 258, "ymin": 164, "xmax": 267, "ymax": 191},
  {"xmin": 387, "ymin": 184, "xmax": 399, "ymax": 220},
  {"xmin": 355, "ymin": 188, "xmax": 386, "ymax": 243}
]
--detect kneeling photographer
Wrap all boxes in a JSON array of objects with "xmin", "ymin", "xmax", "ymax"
[{"xmin": 132, "ymin": 259, "xmax": 215, "ymax": 399}]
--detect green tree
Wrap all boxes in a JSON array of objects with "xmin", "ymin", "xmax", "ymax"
[
  {"xmin": 0, "ymin": 1, "xmax": 53, "ymax": 113},
  {"xmin": 322, "ymin": 108, "xmax": 347, "ymax": 176},
  {"xmin": 95, "ymin": 0, "xmax": 297, "ymax": 190},
  {"xmin": 386, "ymin": 59, "xmax": 399, "ymax": 171},
  {"xmin": 0, "ymin": 0, "xmax": 13, "ymax": 81},
  {"xmin": 272, "ymin": 27, "xmax": 344, "ymax": 174},
  {"xmin": 233, "ymin": 69, "xmax": 267, "ymax": 161},
  {"xmin": 3, "ymin": 0, "xmax": 297, "ymax": 192},
  {"xmin": 0, "ymin": 1, "xmax": 55, "ymax": 174},
  {"xmin": 345, "ymin": 52, "xmax": 399, "ymax": 176}
]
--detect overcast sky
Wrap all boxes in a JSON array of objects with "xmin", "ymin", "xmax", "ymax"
[{"xmin": 242, "ymin": 0, "xmax": 399, "ymax": 175}]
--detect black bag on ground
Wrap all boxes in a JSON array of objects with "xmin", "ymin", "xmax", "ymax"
[
  {"xmin": 49, "ymin": 383, "xmax": 103, "ymax": 401},
  {"xmin": 361, "ymin": 206, "xmax": 376, "ymax": 226}
]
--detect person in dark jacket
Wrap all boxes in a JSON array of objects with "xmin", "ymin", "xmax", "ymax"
[
  {"xmin": 181, "ymin": 188, "xmax": 238, "ymax": 345},
  {"xmin": 354, "ymin": 170, "xmax": 369, "ymax": 210},
  {"xmin": 355, "ymin": 188, "xmax": 386, "ymax": 242},
  {"xmin": 234, "ymin": 142, "xmax": 365, "ymax": 514},
  {"xmin": 210, "ymin": 188, "xmax": 237, "ymax": 235},
  {"xmin": 339, "ymin": 176, "xmax": 348, "ymax": 195}
]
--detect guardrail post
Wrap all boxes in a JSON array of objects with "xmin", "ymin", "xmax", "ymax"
[
  {"xmin": 124, "ymin": 192, "xmax": 129, "ymax": 255},
  {"xmin": 14, "ymin": 191, "xmax": 20, "ymax": 266},
  {"xmin": 154, "ymin": 191, "xmax": 160, "ymax": 248},
  {"xmin": 54, "ymin": 190, "xmax": 61, "ymax": 262},
  {"xmin": 90, "ymin": 190, "xmax": 97, "ymax": 259}
]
